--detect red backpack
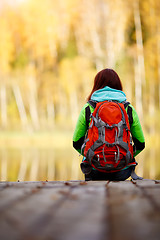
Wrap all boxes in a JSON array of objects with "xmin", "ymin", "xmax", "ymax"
[{"xmin": 82, "ymin": 100, "xmax": 135, "ymax": 173}]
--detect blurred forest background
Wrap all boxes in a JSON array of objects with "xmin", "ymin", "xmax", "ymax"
[{"xmin": 0, "ymin": 0, "xmax": 160, "ymax": 181}]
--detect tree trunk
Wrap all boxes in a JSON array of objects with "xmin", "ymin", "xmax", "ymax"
[
  {"xmin": 133, "ymin": 0, "xmax": 145, "ymax": 120},
  {"xmin": 105, "ymin": 18, "xmax": 116, "ymax": 68},
  {"xmin": 157, "ymin": 21, "xmax": 160, "ymax": 108},
  {"xmin": 149, "ymin": 84, "xmax": 155, "ymax": 134},
  {"xmin": 69, "ymin": 91, "xmax": 79, "ymax": 126},
  {"xmin": 47, "ymin": 101, "xmax": 55, "ymax": 127},
  {"xmin": 28, "ymin": 76, "xmax": 40, "ymax": 130},
  {"xmin": 12, "ymin": 84, "xmax": 28, "ymax": 128},
  {"xmin": 0, "ymin": 85, "xmax": 7, "ymax": 128},
  {"xmin": 89, "ymin": 28, "xmax": 104, "ymax": 71},
  {"xmin": 58, "ymin": 86, "xmax": 68, "ymax": 120},
  {"xmin": 134, "ymin": 56, "xmax": 143, "ymax": 118}
]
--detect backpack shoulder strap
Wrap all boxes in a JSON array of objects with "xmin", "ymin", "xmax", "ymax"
[
  {"xmin": 127, "ymin": 105, "xmax": 133, "ymax": 126},
  {"xmin": 88, "ymin": 99, "xmax": 97, "ymax": 109},
  {"xmin": 85, "ymin": 100, "xmax": 97, "ymax": 129},
  {"xmin": 85, "ymin": 106, "xmax": 91, "ymax": 129},
  {"xmin": 122, "ymin": 100, "xmax": 130, "ymax": 109},
  {"xmin": 122, "ymin": 101, "xmax": 133, "ymax": 126}
]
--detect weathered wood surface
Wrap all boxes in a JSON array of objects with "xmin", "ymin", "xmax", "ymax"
[{"xmin": 0, "ymin": 180, "xmax": 160, "ymax": 240}]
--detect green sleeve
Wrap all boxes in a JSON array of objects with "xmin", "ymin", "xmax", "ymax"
[
  {"xmin": 73, "ymin": 103, "xmax": 88, "ymax": 154},
  {"xmin": 73, "ymin": 103, "xmax": 94, "ymax": 154},
  {"xmin": 128, "ymin": 104, "xmax": 145, "ymax": 157},
  {"xmin": 73, "ymin": 104, "xmax": 88, "ymax": 142}
]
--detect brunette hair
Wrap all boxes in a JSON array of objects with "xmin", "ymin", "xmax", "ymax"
[{"xmin": 87, "ymin": 68, "xmax": 123, "ymax": 101}]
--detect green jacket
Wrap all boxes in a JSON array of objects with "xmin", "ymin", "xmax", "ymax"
[{"xmin": 73, "ymin": 87, "xmax": 145, "ymax": 159}]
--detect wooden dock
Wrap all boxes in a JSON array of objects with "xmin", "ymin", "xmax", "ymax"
[{"xmin": 0, "ymin": 180, "xmax": 160, "ymax": 240}]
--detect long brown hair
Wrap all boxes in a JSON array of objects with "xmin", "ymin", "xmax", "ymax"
[{"xmin": 87, "ymin": 69, "xmax": 123, "ymax": 101}]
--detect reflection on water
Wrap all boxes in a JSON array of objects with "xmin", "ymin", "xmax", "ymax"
[
  {"xmin": 136, "ymin": 147, "xmax": 160, "ymax": 180},
  {"xmin": 0, "ymin": 148, "xmax": 83, "ymax": 182},
  {"xmin": 0, "ymin": 147, "xmax": 159, "ymax": 181}
]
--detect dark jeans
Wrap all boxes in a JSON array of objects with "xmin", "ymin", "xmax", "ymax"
[{"xmin": 85, "ymin": 167, "xmax": 133, "ymax": 181}]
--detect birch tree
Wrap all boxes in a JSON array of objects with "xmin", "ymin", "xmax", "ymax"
[
  {"xmin": 133, "ymin": 0, "xmax": 145, "ymax": 120},
  {"xmin": 12, "ymin": 83, "xmax": 28, "ymax": 127}
]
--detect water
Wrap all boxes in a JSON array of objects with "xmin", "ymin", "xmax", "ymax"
[
  {"xmin": 136, "ymin": 148, "xmax": 160, "ymax": 180},
  {"xmin": 0, "ymin": 148, "xmax": 83, "ymax": 182},
  {"xmin": 0, "ymin": 147, "xmax": 159, "ymax": 181}
]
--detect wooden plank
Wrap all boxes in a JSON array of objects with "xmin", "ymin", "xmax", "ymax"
[
  {"xmin": 0, "ymin": 181, "xmax": 65, "ymax": 188},
  {"xmin": 0, "ymin": 180, "xmax": 160, "ymax": 240},
  {"xmin": 9, "ymin": 181, "xmax": 107, "ymax": 240},
  {"xmin": 131, "ymin": 179, "xmax": 157, "ymax": 186},
  {"xmin": 0, "ymin": 182, "xmax": 70, "ymax": 240},
  {"xmin": 0, "ymin": 181, "xmax": 108, "ymax": 240},
  {"xmin": 131, "ymin": 179, "xmax": 160, "ymax": 210},
  {"xmin": 0, "ymin": 181, "xmax": 59, "ymax": 213},
  {"xmin": 107, "ymin": 181, "xmax": 160, "ymax": 240},
  {"xmin": 38, "ymin": 181, "xmax": 108, "ymax": 240},
  {"xmin": 0, "ymin": 187, "xmax": 33, "ymax": 213},
  {"xmin": 139, "ymin": 187, "xmax": 160, "ymax": 209}
]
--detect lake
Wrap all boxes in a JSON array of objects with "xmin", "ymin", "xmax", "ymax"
[
  {"xmin": 0, "ymin": 147, "xmax": 84, "ymax": 181},
  {"xmin": 0, "ymin": 146, "xmax": 159, "ymax": 181}
]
